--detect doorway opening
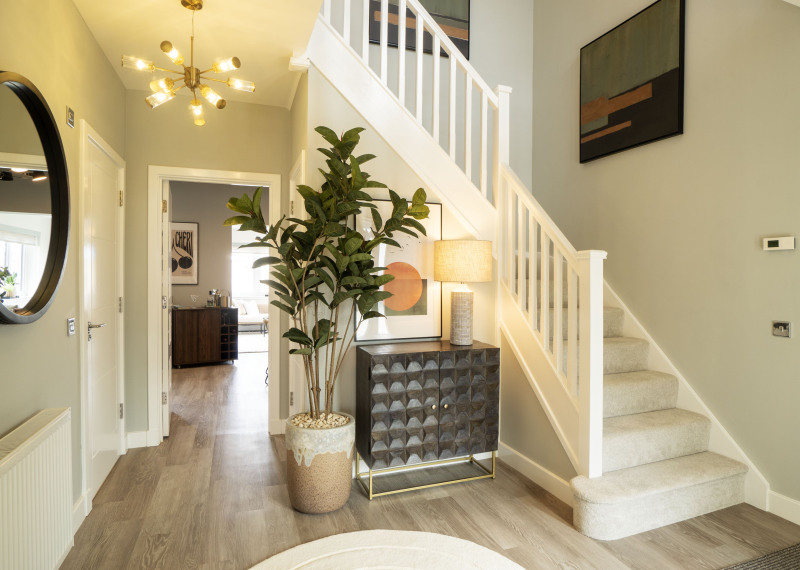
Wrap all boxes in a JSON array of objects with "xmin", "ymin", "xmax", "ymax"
[{"xmin": 147, "ymin": 165, "xmax": 281, "ymax": 445}]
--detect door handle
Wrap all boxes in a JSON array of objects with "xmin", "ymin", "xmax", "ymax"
[{"xmin": 88, "ymin": 322, "xmax": 106, "ymax": 341}]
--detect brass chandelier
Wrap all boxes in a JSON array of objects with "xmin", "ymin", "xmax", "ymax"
[{"xmin": 121, "ymin": 0, "xmax": 255, "ymax": 126}]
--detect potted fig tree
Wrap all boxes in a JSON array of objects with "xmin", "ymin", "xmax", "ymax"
[{"xmin": 224, "ymin": 126, "xmax": 429, "ymax": 513}]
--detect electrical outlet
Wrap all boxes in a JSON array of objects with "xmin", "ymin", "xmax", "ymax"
[
  {"xmin": 772, "ymin": 321, "xmax": 791, "ymax": 338},
  {"xmin": 67, "ymin": 317, "xmax": 76, "ymax": 336}
]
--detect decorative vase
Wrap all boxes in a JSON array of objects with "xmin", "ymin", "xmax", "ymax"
[{"xmin": 285, "ymin": 412, "xmax": 355, "ymax": 514}]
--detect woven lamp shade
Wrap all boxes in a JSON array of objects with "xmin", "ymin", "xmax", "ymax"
[{"xmin": 434, "ymin": 240, "xmax": 493, "ymax": 283}]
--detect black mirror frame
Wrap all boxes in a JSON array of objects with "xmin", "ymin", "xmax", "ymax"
[{"xmin": 0, "ymin": 71, "xmax": 69, "ymax": 324}]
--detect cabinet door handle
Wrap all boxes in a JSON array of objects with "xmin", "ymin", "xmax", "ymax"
[
  {"xmin": 431, "ymin": 404, "xmax": 437, "ymax": 410},
  {"xmin": 443, "ymin": 403, "xmax": 449, "ymax": 409}
]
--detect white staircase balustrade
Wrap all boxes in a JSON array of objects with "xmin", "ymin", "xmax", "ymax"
[{"xmin": 315, "ymin": 0, "xmax": 607, "ymax": 478}]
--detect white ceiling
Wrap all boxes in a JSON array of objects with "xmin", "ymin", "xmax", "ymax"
[{"xmin": 73, "ymin": 0, "xmax": 323, "ymax": 109}]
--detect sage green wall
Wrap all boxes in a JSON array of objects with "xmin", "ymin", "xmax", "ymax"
[
  {"xmin": 470, "ymin": 0, "xmax": 534, "ymax": 189},
  {"xmin": 124, "ymin": 93, "xmax": 291, "ymax": 432},
  {"xmin": 0, "ymin": 0, "xmax": 126, "ymax": 503},
  {"xmin": 500, "ymin": 332, "xmax": 577, "ymax": 481},
  {"xmin": 170, "ymin": 182, "xmax": 239, "ymax": 307},
  {"xmin": 532, "ymin": 0, "xmax": 800, "ymax": 500}
]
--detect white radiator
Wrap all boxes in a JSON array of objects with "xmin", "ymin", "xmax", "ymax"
[{"xmin": 0, "ymin": 408, "xmax": 73, "ymax": 570}]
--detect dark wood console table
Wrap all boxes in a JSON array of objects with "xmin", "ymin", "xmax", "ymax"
[
  {"xmin": 172, "ymin": 307, "xmax": 238, "ymax": 367},
  {"xmin": 355, "ymin": 340, "xmax": 500, "ymax": 498}
]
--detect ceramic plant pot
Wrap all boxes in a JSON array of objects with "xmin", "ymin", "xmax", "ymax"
[{"xmin": 285, "ymin": 412, "xmax": 355, "ymax": 514}]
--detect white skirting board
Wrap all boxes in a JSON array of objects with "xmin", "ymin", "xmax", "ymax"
[
  {"xmin": 769, "ymin": 491, "xmax": 800, "ymax": 527},
  {"xmin": 498, "ymin": 441, "xmax": 574, "ymax": 507},
  {"xmin": 72, "ymin": 493, "xmax": 90, "ymax": 535},
  {"xmin": 269, "ymin": 419, "xmax": 286, "ymax": 435},
  {"xmin": 126, "ymin": 431, "xmax": 148, "ymax": 449}
]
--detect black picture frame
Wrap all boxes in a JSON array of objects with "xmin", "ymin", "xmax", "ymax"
[
  {"xmin": 368, "ymin": 0, "xmax": 470, "ymax": 60},
  {"xmin": 579, "ymin": 0, "xmax": 685, "ymax": 163}
]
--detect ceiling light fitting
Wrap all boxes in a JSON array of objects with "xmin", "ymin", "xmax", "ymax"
[{"xmin": 121, "ymin": 0, "xmax": 255, "ymax": 126}]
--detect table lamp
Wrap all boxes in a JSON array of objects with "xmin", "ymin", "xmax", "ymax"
[{"xmin": 434, "ymin": 240, "xmax": 493, "ymax": 345}]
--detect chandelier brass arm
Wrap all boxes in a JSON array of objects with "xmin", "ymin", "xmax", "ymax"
[{"xmin": 120, "ymin": 0, "xmax": 254, "ymax": 126}]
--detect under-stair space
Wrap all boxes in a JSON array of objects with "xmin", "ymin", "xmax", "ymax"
[
  {"xmin": 313, "ymin": 0, "xmax": 757, "ymax": 542},
  {"xmin": 570, "ymin": 308, "xmax": 747, "ymax": 540}
]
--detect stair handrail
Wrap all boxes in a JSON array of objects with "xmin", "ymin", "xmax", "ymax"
[{"xmin": 320, "ymin": 0, "xmax": 503, "ymax": 201}]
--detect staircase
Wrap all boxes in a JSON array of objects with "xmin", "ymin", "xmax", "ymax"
[
  {"xmin": 571, "ymin": 307, "xmax": 747, "ymax": 540},
  {"xmin": 311, "ymin": 0, "xmax": 751, "ymax": 541}
]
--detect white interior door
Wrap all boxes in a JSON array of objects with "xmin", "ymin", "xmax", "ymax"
[
  {"xmin": 161, "ymin": 180, "xmax": 172, "ymax": 436},
  {"xmin": 83, "ymin": 126, "xmax": 125, "ymax": 501}
]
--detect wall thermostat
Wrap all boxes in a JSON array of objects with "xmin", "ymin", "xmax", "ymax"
[{"xmin": 762, "ymin": 236, "xmax": 795, "ymax": 251}]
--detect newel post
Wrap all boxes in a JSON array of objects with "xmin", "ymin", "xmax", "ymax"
[
  {"xmin": 577, "ymin": 250, "xmax": 607, "ymax": 478},
  {"xmin": 492, "ymin": 85, "xmax": 512, "ymax": 208}
]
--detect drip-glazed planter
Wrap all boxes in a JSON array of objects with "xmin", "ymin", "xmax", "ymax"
[{"xmin": 285, "ymin": 413, "xmax": 355, "ymax": 514}]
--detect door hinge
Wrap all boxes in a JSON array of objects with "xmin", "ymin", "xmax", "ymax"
[
  {"xmin": 118, "ymin": 296, "xmax": 123, "ymax": 313},
  {"xmin": 290, "ymin": 391, "xmax": 294, "ymax": 406},
  {"xmin": 290, "ymin": 200, "xmax": 294, "ymax": 215},
  {"xmin": 119, "ymin": 190, "xmax": 124, "ymax": 207},
  {"xmin": 119, "ymin": 403, "xmax": 124, "ymax": 419},
  {"xmin": 162, "ymin": 199, "xmax": 168, "ymax": 213},
  {"xmin": 162, "ymin": 392, "xmax": 167, "ymax": 405}
]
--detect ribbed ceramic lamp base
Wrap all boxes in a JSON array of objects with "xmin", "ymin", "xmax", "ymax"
[{"xmin": 450, "ymin": 290, "xmax": 474, "ymax": 345}]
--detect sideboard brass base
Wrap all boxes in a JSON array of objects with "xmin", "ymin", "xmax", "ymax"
[{"xmin": 355, "ymin": 451, "xmax": 496, "ymax": 500}]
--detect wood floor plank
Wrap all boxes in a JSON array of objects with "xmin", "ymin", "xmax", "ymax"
[{"xmin": 61, "ymin": 351, "xmax": 800, "ymax": 570}]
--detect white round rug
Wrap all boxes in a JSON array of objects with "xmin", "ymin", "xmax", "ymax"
[{"xmin": 251, "ymin": 529, "xmax": 523, "ymax": 570}]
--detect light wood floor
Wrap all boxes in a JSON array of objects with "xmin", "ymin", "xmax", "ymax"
[{"xmin": 62, "ymin": 354, "xmax": 800, "ymax": 569}]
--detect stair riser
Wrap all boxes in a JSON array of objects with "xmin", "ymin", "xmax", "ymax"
[
  {"xmin": 573, "ymin": 473, "xmax": 746, "ymax": 541},
  {"xmin": 604, "ymin": 341, "xmax": 649, "ymax": 374},
  {"xmin": 604, "ymin": 373, "xmax": 678, "ymax": 418},
  {"xmin": 604, "ymin": 414, "xmax": 711, "ymax": 472},
  {"xmin": 546, "ymin": 308, "xmax": 624, "ymax": 340}
]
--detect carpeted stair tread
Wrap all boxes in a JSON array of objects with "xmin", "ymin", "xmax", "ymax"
[
  {"xmin": 572, "ymin": 451, "xmax": 747, "ymax": 504},
  {"xmin": 547, "ymin": 306, "xmax": 625, "ymax": 339},
  {"xmin": 604, "ymin": 370, "xmax": 678, "ymax": 418},
  {"xmin": 604, "ymin": 408, "xmax": 711, "ymax": 472},
  {"xmin": 604, "ymin": 337, "xmax": 649, "ymax": 374}
]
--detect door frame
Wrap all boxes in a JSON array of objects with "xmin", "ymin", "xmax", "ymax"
[
  {"xmin": 78, "ymin": 120, "xmax": 126, "ymax": 514},
  {"xmin": 288, "ymin": 150, "xmax": 306, "ymax": 417},
  {"xmin": 146, "ymin": 165, "xmax": 282, "ymax": 444}
]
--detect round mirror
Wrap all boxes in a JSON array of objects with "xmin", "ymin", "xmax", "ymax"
[{"xmin": 0, "ymin": 72, "xmax": 69, "ymax": 324}]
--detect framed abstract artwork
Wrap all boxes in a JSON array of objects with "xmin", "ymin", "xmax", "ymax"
[
  {"xmin": 355, "ymin": 200, "xmax": 442, "ymax": 341},
  {"xmin": 579, "ymin": 0, "xmax": 685, "ymax": 163},
  {"xmin": 170, "ymin": 222, "xmax": 198, "ymax": 285},
  {"xmin": 368, "ymin": 0, "xmax": 470, "ymax": 59}
]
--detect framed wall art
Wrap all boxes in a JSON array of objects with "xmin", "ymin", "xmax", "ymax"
[
  {"xmin": 368, "ymin": 0, "xmax": 470, "ymax": 59},
  {"xmin": 579, "ymin": 0, "xmax": 685, "ymax": 163},
  {"xmin": 170, "ymin": 222, "xmax": 198, "ymax": 285},
  {"xmin": 355, "ymin": 200, "xmax": 442, "ymax": 341}
]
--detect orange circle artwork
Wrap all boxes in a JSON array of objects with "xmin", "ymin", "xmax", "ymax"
[{"xmin": 383, "ymin": 262, "xmax": 423, "ymax": 312}]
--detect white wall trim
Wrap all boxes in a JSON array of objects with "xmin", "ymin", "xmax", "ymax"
[
  {"xmin": 72, "ymin": 492, "xmax": 90, "ymax": 535},
  {"xmin": 147, "ymin": 166, "xmax": 282, "ymax": 444},
  {"xmin": 269, "ymin": 419, "xmax": 286, "ymax": 435},
  {"xmin": 768, "ymin": 491, "xmax": 800, "ymax": 526},
  {"xmin": 603, "ymin": 281, "xmax": 771, "ymax": 509},
  {"xmin": 126, "ymin": 431, "xmax": 148, "ymax": 449},
  {"xmin": 499, "ymin": 441, "xmax": 574, "ymax": 507}
]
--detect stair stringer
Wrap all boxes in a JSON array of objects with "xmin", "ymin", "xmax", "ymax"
[
  {"xmin": 306, "ymin": 16, "xmax": 496, "ymax": 241},
  {"xmin": 602, "ymin": 281, "xmax": 770, "ymax": 509},
  {"xmin": 497, "ymin": 283, "xmax": 581, "ymax": 476}
]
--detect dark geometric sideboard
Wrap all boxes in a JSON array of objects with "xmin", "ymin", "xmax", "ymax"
[{"xmin": 356, "ymin": 341, "xmax": 500, "ymax": 471}]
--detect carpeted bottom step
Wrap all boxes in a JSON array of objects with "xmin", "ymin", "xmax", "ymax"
[
  {"xmin": 604, "ymin": 370, "xmax": 678, "ymax": 418},
  {"xmin": 571, "ymin": 452, "xmax": 747, "ymax": 540}
]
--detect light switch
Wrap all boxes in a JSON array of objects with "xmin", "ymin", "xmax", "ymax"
[{"xmin": 67, "ymin": 317, "xmax": 76, "ymax": 336}]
